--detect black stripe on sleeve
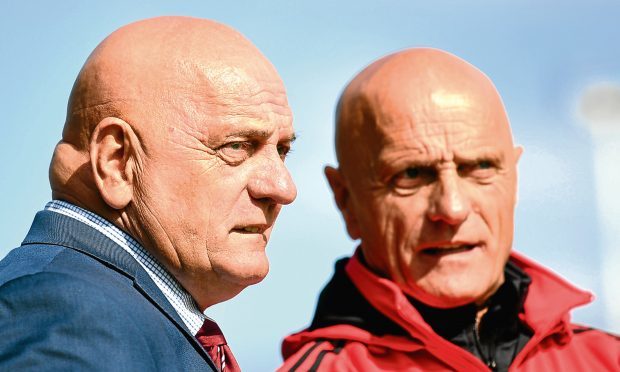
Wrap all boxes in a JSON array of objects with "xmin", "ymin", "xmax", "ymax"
[
  {"xmin": 308, "ymin": 341, "xmax": 345, "ymax": 372},
  {"xmin": 573, "ymin": 326, "xmax": 620, "ymax": 340},
  {"xmin": 572, "ymin": 327, "xmax": 594, "ymax": 334},
  {"xmin": 289, "ymin": 340, "xmax": 325, "ymax": 372}
]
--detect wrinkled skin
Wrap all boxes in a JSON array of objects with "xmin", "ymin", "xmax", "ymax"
[
  {"xmin": 49, "ymin": 16, "xmax": 296, "ymax": 309},
  {"xmin": 327, "ymin": 48, "xmax": 522, "ymax": 308}
]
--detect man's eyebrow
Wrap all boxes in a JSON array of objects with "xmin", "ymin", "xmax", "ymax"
[
  {"xmin": 224, "ymin": 128, "xmax": 272, "ymax": 139},
  {"xmin": 403, "ymin": 159, "xmax": 436, "ymax": 167},
  {"xmin": 453, "ymin": 152, "xmax": 504, "ymax": 163}
]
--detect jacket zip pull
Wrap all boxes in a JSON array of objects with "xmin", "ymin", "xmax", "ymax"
[
  {"xmin": 486, "ymin": 359, "xmax": 497, "ymax": 370},
  {"xmin": 487, "ymin": 328, "xmax": 497, "ymax": 371}
]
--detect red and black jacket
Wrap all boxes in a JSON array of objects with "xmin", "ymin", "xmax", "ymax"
[{"xmin": 280, "ymin": 250, "xmax": 620, "ymax": 371}]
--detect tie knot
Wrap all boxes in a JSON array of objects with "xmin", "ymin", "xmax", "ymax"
[
  {"xmin": 196, "ymin": 318, "xmax": 227, "ymax": 347},
  {"xmin": 195, "ymin": 319, "xmax": 240, "ymax": 371}
]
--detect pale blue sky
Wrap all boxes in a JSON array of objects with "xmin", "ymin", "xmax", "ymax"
[{"xmin": 2, "ymin": 1, "xmax": 619, "ymax": 370}]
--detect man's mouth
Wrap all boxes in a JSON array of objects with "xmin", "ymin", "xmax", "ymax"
[
  {"xmin": 420, "ymin": 243, "xmax": 479, "ymax": 256},
  {"xmin": 232, "ymin": 225, "xmax": 267, "ymax": 234}
]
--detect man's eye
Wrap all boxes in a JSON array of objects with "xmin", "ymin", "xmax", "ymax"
[
  {"xmin": 478, "ymin": 160, "xmax": 492, "ymax": 169},
  {"xmin": 277, "ymin": 144, "xmax": 292, "ymax": 160},
  {"xmin": 392, "ymin": 167, "xmax": 433, "ymax": 189},
  {"xmin": 223, "ymin": 141, "xmax": 252, "ymax": 152},
  {"xmin": 458, "ymin": 160, "xmax": 496, "ymax": 179},
  {"xmin": 217, "ymin": 141, "xmax": 254, "ymax": 163},
  {"xmin": 404, "ymin": 167, "xmax": 420, "ymax": 179}
]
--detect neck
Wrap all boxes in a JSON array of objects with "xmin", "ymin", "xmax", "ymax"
[{"xmin": 475, "ymin": 306, "xmax": 489, "ymax": 332}]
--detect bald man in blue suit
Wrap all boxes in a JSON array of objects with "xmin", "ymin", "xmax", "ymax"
[{"xmin": 0, "ymin": 16, "xmax": 297, "ymax": 371}]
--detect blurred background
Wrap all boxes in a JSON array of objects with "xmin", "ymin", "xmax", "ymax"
[{"xmin": 1, "ymin": 1, "xmax": 619, "ymax": 370}]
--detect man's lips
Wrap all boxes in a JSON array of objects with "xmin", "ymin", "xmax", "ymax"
[
  {"xmin": 231, "ymin": 225, "xmax": 269, "ymax": 234},
  {"xmin": 417, "ymin": 242, "xmax": 481, "ymax": 256}
]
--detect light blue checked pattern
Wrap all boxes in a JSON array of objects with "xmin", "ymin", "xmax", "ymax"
[{"xmin": 45, "ymin": 200, "xmax": 206, "ymax": 334}]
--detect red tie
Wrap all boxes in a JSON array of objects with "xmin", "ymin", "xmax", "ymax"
[{"xmin": 195, "ymin": 319, "xmax": 241, "ymax": 372}]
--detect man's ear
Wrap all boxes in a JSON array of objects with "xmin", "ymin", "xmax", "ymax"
[
  {"xmin": 514, "ymin": 145, "xmax": 524, "ymax": 163},
  {"xmin": 512, "ymin": 145, "xmax": 524, "ymax": 206},
  {"xmin": 324, "ymin": 166, "xmax": 361, "ymax": 240},
  {"xmin": 90, "ymin": 117, "xmax": 137, "ymax": 210}
]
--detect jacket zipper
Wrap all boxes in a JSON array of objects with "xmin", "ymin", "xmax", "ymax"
[{"xmin": 473, "ymin": 322, "xmax": 497, "ymax": 371}]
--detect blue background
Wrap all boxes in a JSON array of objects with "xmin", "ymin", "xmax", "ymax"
[{"xmin": 1, "ymin": 1, "xmax": 619, "ymax": 370}]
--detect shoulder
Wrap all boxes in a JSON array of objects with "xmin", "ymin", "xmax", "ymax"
[
  {"xmin": 279, "ymin": 337, "xmax": 439, "ymax": 372},
  {"xmin": 569, "ymin": 323, "xmax": 620, "ymax": 346},
  {"xmin": 0, "ymin": 269, "xmax": 161, "ymax": 370},
  {"xmin": 0, "ymin": 266, "xmax": 135, "ymax": 317},
  {"xmin": 0, "ymin": 245, "xmax": 176, "ymax": 371},
  {"xmin": 279, "ymin": 324, "xmax": 433, "ymax": 372},
  {"xmin": 0, "ymin": 243, "xmax": 137, "ymax": 307},
  {"xmin": 521, "ymin": 323, "xmax": 620, "ymax": 370}
]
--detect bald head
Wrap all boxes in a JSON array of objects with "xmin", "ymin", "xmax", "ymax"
[
  {"xmin": 326, "ymin": 48, "xmax": 522, "ymax": 308},
  {"xmin": 335, "ymin": 48, "xmax": 514, "ymax": 177},
  {"xmin": 62, "ymin": 16, "xmax": 284, "ymax": 150}
]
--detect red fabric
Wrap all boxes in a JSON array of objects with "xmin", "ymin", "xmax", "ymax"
[
  {"xmin": 196, "ymin": 319, "xmax": 241, "ymax": 372},
  {"xmin": 279, "ymin": 251, "xmax": 620, "ymax": 371}
]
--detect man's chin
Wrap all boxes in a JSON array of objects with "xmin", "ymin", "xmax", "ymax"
[
  {"xmin": 235, "ymin": 271, "xmax": 268, "ymax": 287},
  {"xmin": 213, "ymin": 257, "xmax": 270, "ymax": 288},
  {"xmin": 401, "ymin": 282, "xmax": 483, "ymax": 309}
]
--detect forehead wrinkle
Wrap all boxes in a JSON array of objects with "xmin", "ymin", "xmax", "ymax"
[
  {"xmin": 339, "ymin": 92, "xmax": 504, "ymax": 174},
  {"xmin": 214, "ymin": 109, "xmax": 292, "ymax": 134},
  {"xmin": 377, "ymin": 116, "xmax": 504, "ymax": 166},
  {"xmin": 168, "ymin": 86, "xmax": 291, "ymax": 136},
  {"xmin": 199, "ymin": 62, "xmax": 289, "ymax": 103},
  {"xmin": 184, "ymin": 79, "xmax": 291, "ymax": 120},
  {"xmin": 210, "ymin": 98, "xmax": 292, "ymax": 121}
]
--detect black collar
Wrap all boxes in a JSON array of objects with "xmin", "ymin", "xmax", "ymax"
[
  {"xmin": 309, "ymin": 255, "xmax": 531, "ymax": 341},
  {"xmin": 410, "ymin": 260, "xmax": 531, "ymax": 342}
]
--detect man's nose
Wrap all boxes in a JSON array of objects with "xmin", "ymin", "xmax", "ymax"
[
  {"xmin": 248, "ymin": 149, "xmax": 297, "ymax": 206},
  {"xmin": 426, "ymin": 170, "xmax": 471, "ymax": 225}
]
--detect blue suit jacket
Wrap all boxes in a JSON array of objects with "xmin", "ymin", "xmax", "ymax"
[{"xmin": 0, "ymin": 210, "xmax": 217, "ymax": 371}]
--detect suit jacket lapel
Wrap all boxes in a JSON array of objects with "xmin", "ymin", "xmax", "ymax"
[{"xmin": 22, "ymin": 210, "xmax": 214, "ymax": 365}]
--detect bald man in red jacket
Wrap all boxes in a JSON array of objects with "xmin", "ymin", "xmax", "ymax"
[{"xmin": 279, "ymin": 48, "xmax": 619, "ymax": 371}]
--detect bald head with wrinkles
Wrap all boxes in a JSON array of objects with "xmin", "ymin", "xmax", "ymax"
[
  {"xmin": 326, "ymin": 48, "xmax": 522, "ymax": 308},
  {"xmin": 54, "ymin": 16, "xmax": 287, "ymax": 181},
  {"xmin": 335, "ymin": 48, "xmax": 513, "ymax": 178},
  {"xmin": 50, "ymin": 16, "xmax": 296, "ymax": 309}
]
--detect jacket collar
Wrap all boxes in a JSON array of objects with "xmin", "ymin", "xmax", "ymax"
[
  {"xmin": 21, "ymin": 210, "xmax": 214, "ymax": 365},
  {"xmin": 291, "ymin": 247, "xmax": 592, "ymax": 352},
  {"xmin": 345, "ymin": 248, "xmax": 593, "ymax": 344},
  {"xmin": 510, "ymin": 252, "xmax": 593, "ymax": 339}
]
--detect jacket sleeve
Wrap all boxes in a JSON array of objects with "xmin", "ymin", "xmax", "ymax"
[{"xmin": 0, "ymin": 271, "xmax": 157, "ymax": 371}]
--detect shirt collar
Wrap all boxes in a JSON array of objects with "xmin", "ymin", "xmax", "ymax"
[{"xmin": 44, "ymin": 200, "xmax": 206, "ymax": 334}]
